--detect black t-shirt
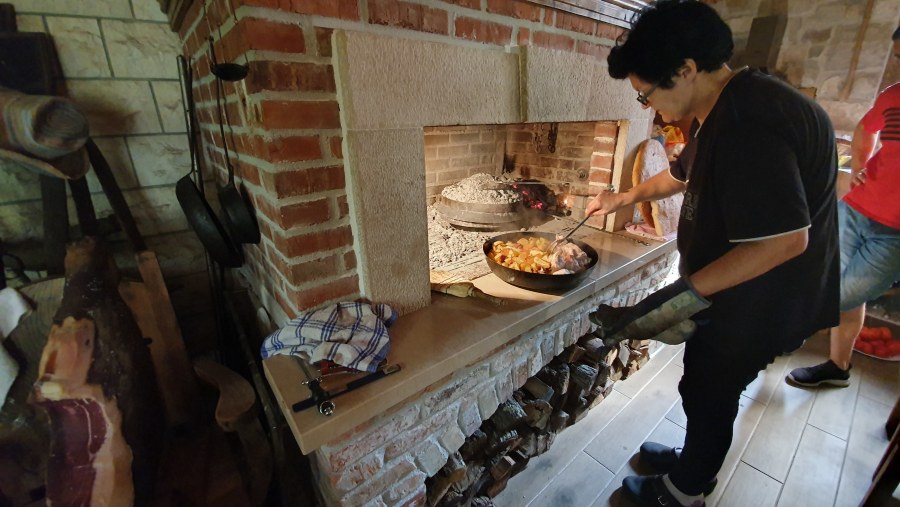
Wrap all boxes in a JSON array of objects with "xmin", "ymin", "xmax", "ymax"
[{"xmin": 670, "ymin": 69, "xmax": 839, "ymax": 350}]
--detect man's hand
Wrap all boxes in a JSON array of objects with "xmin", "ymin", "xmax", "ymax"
[
  {"xmin": 585, "ymin": 187, "xmax": 624, "ymax": 217},
  {"xmin": 589, "ymin": 277, "xmax": 710, "ymax": 346}
]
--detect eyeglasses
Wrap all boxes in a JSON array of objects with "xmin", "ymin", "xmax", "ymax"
[{"xmin": 636, "ymin": 82, "xmax": 660, "ymax": 106}]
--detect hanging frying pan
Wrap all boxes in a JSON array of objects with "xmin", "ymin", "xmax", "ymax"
[
  {"xmin": 209, "ymin": 38, "xmax": 260, "ymax": 245},
  {"xmin": 174, "ymin": 55, "xmax": 242, "ymax": 268}
]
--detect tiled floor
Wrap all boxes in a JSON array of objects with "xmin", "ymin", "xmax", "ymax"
[{"xmin": 494, "ymin": 332, "xmax": 900, "ymax": 507}]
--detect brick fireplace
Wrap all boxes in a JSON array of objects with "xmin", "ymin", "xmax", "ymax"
[
  {"xmin": 173, "ymin": 1, "xmax": 677, "ymax": 506},
  {"xmin": 176, "ymin": 0, "xmax": 653, "ymax": 321}
]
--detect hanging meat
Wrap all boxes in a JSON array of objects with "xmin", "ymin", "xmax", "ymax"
[{"xmin": 31, "ymin": 237, "xmax": 163, "ymax": 506}]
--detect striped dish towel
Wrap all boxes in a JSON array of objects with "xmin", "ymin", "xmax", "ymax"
[{"xmin": 260, "ymin": 302, "xmax": 397, "ymax": 373}]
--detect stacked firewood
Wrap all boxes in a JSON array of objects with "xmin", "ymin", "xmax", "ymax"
[{"xmin": 426, "ymin": 334, "xmax": 651, "ymax": 506}]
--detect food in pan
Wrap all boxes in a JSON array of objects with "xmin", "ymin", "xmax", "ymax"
[
  {"xmin": 550, "ymin": 242, "xmax": 591, "ymax": 273},
  {"xmin": 489, "ymin": 236, "xmax": 591, "ymax": 274}
]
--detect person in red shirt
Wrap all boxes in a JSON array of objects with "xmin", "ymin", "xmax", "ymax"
[{"xmin": 788, "ymin": 27, "xmax": 900, "ymax": 387}]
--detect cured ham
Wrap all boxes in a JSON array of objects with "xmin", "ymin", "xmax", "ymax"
[
  {"xmin": 34, "ymin": 318, "xmax": 133, "ymax": 507},
  {"xmin": 31, "ymin": 237, "xmax": 163, "ymax": 507}
]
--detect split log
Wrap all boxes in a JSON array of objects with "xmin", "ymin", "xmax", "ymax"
[
  {"xmin": 31, "ymin": 238, "xmax": 163, "ymax": 507},
  {"xmin": 549, "ymin": 410, "xmax": 569, "ymax": 433},
  {"xmin": 508, "ymin": 449, "xmax": 530, "ymax": 477},
  {"xmin": 518, "ymin": 431, "xmax": 538, "ymax": 457},
  {"xmin": 493, "ymin": 399, "xmax": 526, "ymax": 432},
  {"xmin": 594, "ymin": 361, "xmax": 611, "ymax": 389},
  {"xmin": 485, "ymin": 475, "xmax": 509, "ymax": 498},
  {"xmin": 634, "ymin": 346, "xmax": 650, "ymax": 368},
  {"xmin": 524, "ymin": 377, "xmax": 554, "ymax": 402},
  {"xmin": 603, "ymin": 345, "xmax": 618, "ymax": 365},
  {"xmin": 610, "ymin": 358, "xmax": 624, "ymax": 382},
  {"xmin": 452, "ymin": 463, "xmax": 485, "ymax": 499},
  {"xmin": 562, "ymin": 344, "xmax": 585, "ymax": 363},
  {"xmin": 442, "ymin": 451, "xmax": 467, "ymax": 483},
  {"xmin": 600, "ymin": 378, "xmax": 615, "ymax": 397},
  {"xmin": 582, "ymin": 337, "xmax": 609, "ymax": 362},
  {"xmin": 536, "ymin": 433, "xmax": 554, "ymax": 454},
  {"xmin": 618, "ymin": 341, "xmax": 632, "ymax": 366},
  {"xmin": 523, "ymin": 399, "xmax": 552, "ymax": 430},
  {"xmin": 587, "ymin": 386, "xmax": 606, "ymax": 410},
  {"xmin": 569, "ymin": 397, "xmax": 590, "ymax": 424},
  {"xmin": 460, "ymin": 429, "xmax": 488, "ymax": 460},
  {"xmin": 538, "ymin": 363, "xmax": 569, "ymax": 407},
  {"xmin": 490, "ymin": 455, "xmax": 516, "ymax": 481},
  {"xmin": 427, "ymin": 472, "xmax": 457, "ymax": 507},
  {"xmin": 437, "ymin": 488, "xmax": 465, "ymax": 507},
  {"xmin": 570, "ymin": 364, "xmax": 598, "ymax": 391},
  {"xmin": 487, "ymin": 429, "xmax": 519, "ymax": 456}
]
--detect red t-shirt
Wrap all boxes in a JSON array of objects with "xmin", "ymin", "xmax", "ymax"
[{"xmin": 844, "ymin": 82, "xmax": 900, "ymax": 229}]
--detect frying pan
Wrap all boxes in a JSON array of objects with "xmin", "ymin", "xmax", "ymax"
[
  {"xmin": 483, "ymin": 231, "xmax": 598, "ymax": 292},
  {"xmin": 175, "ymin": 55, "xmax": 242, "ymax": 268},
  {"xmin": 211, "ymin": 66, "xmax": 260, "ymax": 245}
]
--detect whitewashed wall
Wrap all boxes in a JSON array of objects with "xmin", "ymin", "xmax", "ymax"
[
  {"xmin": 0, "ymin": 0, "xmax": 213, "ymax": 352},
  {"xmin": 713, "ymin": 0, "xmax": 900, "ymax": 135}
]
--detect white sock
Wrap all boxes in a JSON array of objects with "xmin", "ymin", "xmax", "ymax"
[{"xmin": 662, "ymin": 474, "xmax": 704, "ymax": 506}]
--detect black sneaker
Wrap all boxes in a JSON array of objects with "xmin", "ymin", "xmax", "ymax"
[
  {"xmin": 639, "ymin": 442, "xmax": 717, "ymax": 495},
  {"xmin": 786, "ymin": 360, "xmax": 851, "ymax": 387},
  {"xmin": 622, "ymin": 475, "xmax": 705, "ymax": 507}
]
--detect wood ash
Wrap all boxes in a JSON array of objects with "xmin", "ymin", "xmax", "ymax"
[
  {"xmin": 427, "ymin": 205, "xmax": 492, "ymax": 269},
  {"xmin": 440, "ymin": 173, "xmax": 521, "ymax": 204}
]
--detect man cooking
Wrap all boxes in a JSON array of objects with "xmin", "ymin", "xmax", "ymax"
[{"xmin": 584, "ymin": 1, "xmax": 840, "ymax": 506}]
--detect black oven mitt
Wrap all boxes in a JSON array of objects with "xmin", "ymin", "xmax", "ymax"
[{"xmin": 589, "ymin": 277, "xmax": 711, "ymax": 346}]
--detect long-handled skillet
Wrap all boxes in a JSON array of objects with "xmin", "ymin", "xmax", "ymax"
[
  {"xmin": 174, "ymin": 55, "xmax": 242, "ymax": 268},
  {"xmin": 483, "ymin": 231, "xmax": 598, "ymax": 292},
  {"xmin": 209, "ymin": 38, "xmax": 260, "ymax": 245}
]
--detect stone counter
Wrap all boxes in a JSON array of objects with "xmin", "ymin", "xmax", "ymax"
[{"xmin": 263, "ymin": 232, "xmax": 677, "ymax": 457}]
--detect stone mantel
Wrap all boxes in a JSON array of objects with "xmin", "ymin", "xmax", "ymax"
[{"xmin": 262, "ymin": 231, "xmax": 676, "ymax": 455}]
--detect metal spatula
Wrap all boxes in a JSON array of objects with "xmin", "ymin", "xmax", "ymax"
[{"xmin": 549, "ymin": 214, "xmax": 591, "ymax": 252}]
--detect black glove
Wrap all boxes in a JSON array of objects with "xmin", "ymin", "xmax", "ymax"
[{"xmin": 589, "ymin": 277, "xmax": 710, "ymax": 346}]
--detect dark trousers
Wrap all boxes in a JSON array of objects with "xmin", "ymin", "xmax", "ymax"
[{"xmin": 668, "ymin": 320, "xmax": 785, "ymax": 495}]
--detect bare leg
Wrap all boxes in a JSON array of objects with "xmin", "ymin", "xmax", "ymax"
[{"xmin": 830, "ymin": 303, "xmax": 865, "ymax": 370}]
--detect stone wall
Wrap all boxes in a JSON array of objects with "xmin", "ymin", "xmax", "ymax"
[
  {"xmin": 311, "ymin": 248, "xmax": 678, "ymax": 506},
  {"xmin": 0, "ymin": 0, "xmax": 214, "ymax": 351},
  {"xmin": 713, "ymin": 0, "xmax": 900, "ymax": 135}
]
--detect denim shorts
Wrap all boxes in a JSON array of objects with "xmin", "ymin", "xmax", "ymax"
[{"xmin": 838, "ymin": 201, "xmax": 900, "ymax": 310}]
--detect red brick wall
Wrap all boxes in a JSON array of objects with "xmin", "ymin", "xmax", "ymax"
[
  {"xmin": 177, "ymin": 0, "xmax": 625, "ymax": 319},
  {"xmin": 424, "ymin": 125, "xmax": 506, "ymax": 202},
  {"xmin": 506, "ymin": 121, "xmax": 618, "ymax": 218}
]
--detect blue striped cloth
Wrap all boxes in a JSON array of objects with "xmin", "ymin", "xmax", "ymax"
[{"xmin": 260, "ymin": 302, "xmax": 397, "ymax": 373}]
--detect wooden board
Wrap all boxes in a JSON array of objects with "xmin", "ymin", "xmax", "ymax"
[{"xmin": 118, "ymin": 250, "xmax": 201, "ymax": 430}]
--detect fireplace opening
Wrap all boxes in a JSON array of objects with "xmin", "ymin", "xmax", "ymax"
[{"xmin": 425, "ymin": 122, "xmax": 618, "ymax": 281}]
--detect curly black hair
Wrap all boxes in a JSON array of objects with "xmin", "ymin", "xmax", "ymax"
[{"xmin": 608, "ymin": 0, "xmax": 733, "ymax": 89}]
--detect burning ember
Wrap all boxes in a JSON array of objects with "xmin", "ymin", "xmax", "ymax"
[{"xmin": 511, "ymin": 180, "xmax": 559, "ymax": 213}]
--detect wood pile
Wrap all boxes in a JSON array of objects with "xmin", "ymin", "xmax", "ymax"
[{"xmin": 425, "ymin": 334, "xmax": 651, "ymax": 506}]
